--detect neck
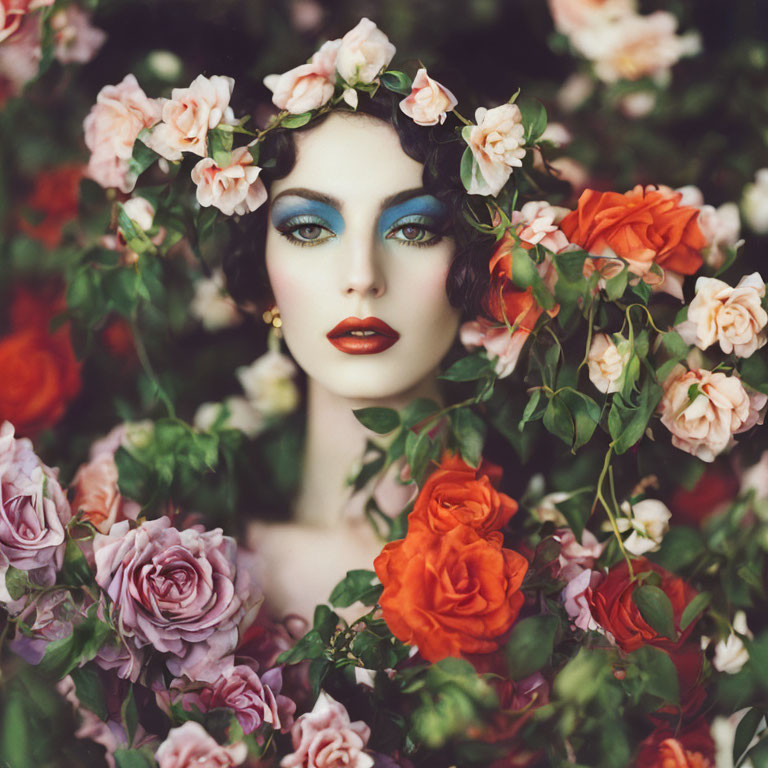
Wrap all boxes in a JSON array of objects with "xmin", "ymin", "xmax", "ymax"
[{"xmin": 293, "ymin": 374, "xmax": 443, "ymax": 527}]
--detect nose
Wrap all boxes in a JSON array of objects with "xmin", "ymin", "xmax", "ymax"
[{"xmin": 342, "ymin": 234, "xmax": 386, "ymax": 299}]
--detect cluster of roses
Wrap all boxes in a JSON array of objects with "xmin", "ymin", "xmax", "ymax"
[
  {"xmin": 460, "ymin": 180, "xmax": 767, "ymax": 465},
  {"xmin": 0, "ymin": 418, "xmax": 385, "ymax": 768},
  {"xmin": 547, "ymin": 0, "xmax": 700, "ymax": 86}
]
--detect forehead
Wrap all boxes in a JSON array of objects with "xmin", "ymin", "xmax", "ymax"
[{"xmin": 270, "ymin": 112, "xmax": 424, "ymax": 203}]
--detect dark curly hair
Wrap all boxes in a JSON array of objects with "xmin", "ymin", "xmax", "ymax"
[{"xmin": 222, "ymin": 87, "xmax": 495, "ymax": 318}]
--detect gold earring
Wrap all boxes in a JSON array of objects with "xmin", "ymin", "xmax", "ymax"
[{"xmin": 262, "ymin": 305, "xmax": 283, "ymax": 343}]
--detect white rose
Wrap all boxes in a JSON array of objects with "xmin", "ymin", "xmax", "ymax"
[
  {"xmin": 191, "ymin": 147, "xmax": 267, "ymax": 217},
  {"xmin": 194, "ymin": 397, "xmax": 264, "ymax": 438},
  {"xmin": 587, "ymin": 333, "xmax": 630, "ymax": 394},
  {"xmin": 398, "ymin": 68, "xmax": 458, "ymax": 126},
  {"xmin": 713, "ymin": 611, "xmax": 752, "ymax": 675},
  {"xmin": 264, "ymin": 38, "xmax": 340, "ymax": 115},
  {"xmin": 464, "ymin": 104, "xmax": 526, "ymax": 197},
  {"xmin": 532, "ymin": 492, "xmax": 571, "ymax": 526},
  {"xmin": 677, "ymin": 273, "xmax": 768, "ymax": 358},
  {"xmin": 336, "ymin": 17, "xmax": 395, "ymax": 86},
  {"xmin": 145, "ymin": 74, "xmax": 236, "ymax": 161},
  {"xmin": 190, "ymin": 268, "xmax": 243, "ymax": 331},
  {"xmin": 742, "ymin": 169, "xmax": 768, "ymax": 235},
  {"xmin": 237, "ymin": 350, "xmax": 300, "ymax": 417},
  {"xmin": 512, "ymin": 201, "xmax": 571, "ymax": 253},
  {"xmin": 121, "ymin": 196, "xmax": 155, "ymax": 232},
  {"xmin": 616, "ymin": 499, "xmax": 671, "ymax": 555}
]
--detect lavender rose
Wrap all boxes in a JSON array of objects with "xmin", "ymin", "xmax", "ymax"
[
  {"xmin": 94, "ymin": 517, "xmax": 259, "ymax": 682},
  {"xmin": 0, "ymin": 421, "xmax": 71, "ymax": 603}
]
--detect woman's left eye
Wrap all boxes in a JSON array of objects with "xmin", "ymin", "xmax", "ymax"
[{"xmin": 387, "ymin": 220, "xmax": 442, "ymax": 246}]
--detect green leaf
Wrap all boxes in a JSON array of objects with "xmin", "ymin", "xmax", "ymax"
[
  {"xmin": 60, "ymin": 538, "xmax": 93, "ymax": 587},
  {"xmin": 121, "ymin": 685, "xmax": 139, "ymax": 744},
  {"xmin": 281, "ymin": 112, "xmax": 313, "ymax": 128},
  {"xmin": 518, "ymin": 98, "xmax": 547, "ymax": 143},
  {"xmin": 740, "ymin": 353, "xmax": 768, "ymax": 396},
  {"xmin": 734, "ymin": 708, "xmax": 763, "ymax": 766},
  {"xmin": 648, "ymin": 526, "xmax": 705, "ymax": 571},
  {"xmin": 114, "ymin": 749, "xmax": 155, "ymax": 768},
  {"xmin": 519, "ymin": 389, "xmax": 543, "ymax": 429},
  {"xmin": 628, "ymin": 646, "xmax": 680, "ymax": 705},
  {"xmin": 127, "ymin": 135, "xmax": 159, "ymax": 179},
  {"xmin": 662, "ymin": 330, "xmax": 690, "ymax": 360},
  {"xmin": 555, "ymin": 492, "xmax": 592, "ymax": 542},
  {"xmin": 207, "ymin": 127, "xmax": 234, "ymax": 168},
  {"xmin": 559, "ymin": 389, "xmax": 600, "ymax": 450},
  {"xmin": 605, "ymin": 267, "xmax": 628, "ymax": 301},
  {"xmin": 4, "ymin": 567, "xmax": 32, "ymax": 601},
  {"xmin": 632, "ymin": 281, "xmax": 651, "ymax": 303},
  {"xmin": 115, "ymin": 446, "xmax": 155, "ymax": 505},
  {"xmin": 459, "ymin": 142, "xmax": 478, "ymax": 194},
  {"xmin": 329, "ymin": 569, "xmax": 382, "ymax": 608},
  {"xmin": 71, "ymin": 666, "xmax": 108, "ymax": 722},
  {"xmin": 506, "ymin": 615, "xmax": 558, "ymax": 680},
  {"xmin": 308, "ymin": 658, "xmax": 331, "ymax": 698},
  {"xmin": 380, "ymin": 70, "xmax": 413, "ymax": 94},
  {"xmin": 553, "ymin": 250, "xmax": 587, "ymax": 283},
  {"xmin": 511, "ymin": 247, "xmax": 556, "ymax": 311},
  {"xmin": 632, "ymin": 585, "xmax": 677, "ymax": 641},
  {"xmin": 543, "ymin": 394, "xmax": 574, "ymax": 446},
  {"xmin": 313, "ymin": 605, "xmax": 339, "ymax": 643},
  {"xmin": 680, "ymin": 592, "xmax": 711, "ymax": 631},
  {"xmin": 451, "ymin": 408, "xmax": 486, "ymax": 467},
  {"xmin": 440, "ymin": 353, "xmax": 494, "ymax": 382},
  {"xmin": 117, "ymin": 204, "xmax": 155, "ymax": 255},
  {"xmin": 276, "ymin": 629, "xmax": 326, "ymax": 664},
  {"xmin": 608, "ymin": 382, "xmax": 663, "ymax": 454},
  {"xmin": 353, "ymin": 407, "xmax": 400, "ymax": 434},
  {"xmin": 400, "ymin": 398, "xmax": 440, "ymax": 428}
]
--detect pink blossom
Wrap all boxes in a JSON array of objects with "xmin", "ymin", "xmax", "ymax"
[
  {"xmin": 0, "ymin": 13, "xmax": 41, "ymax": 101},
  {"xmin": 512, "ymin": 200, "xmax": 571, "ymax": 253},
  {"xmin": 182, "ymin": 664, "xmax": 295, "ymax": 735},
  {"xmin": 155, "ymin": 721, "xmax": 247, "ymax": 768},
  {"xmin": 398, "ymin": 68, "xmax": 457, "ymax": 126},
  {"xmin": 281, "ymin": 691, "xmax": 373, "ymax": 768},
  {"xmin": 0, "ymin": 421, "xmax": 70, "ymax": 603},
  {"xmin": 264, "ymin": 39, "xmax": 340, "ymax": 115},
  {"xmin": 554, "ymin": 528, "xmax": 605, "ymax": 581},
  {"xmin": 191, "ymin": 147, "xmax": 267, "ymax": 217},
  {"xmin": 83, "ymin": 74, "xmax": 161, "ymax": 192},
  {"xmin": 0, "ymin": 0, "xmax": 51, "ymax": 43},
  {"xmin": 460, "ymin": 317, "xmax": 529, "ymax": 378},
  {"xmin": 50, "ymin": 5, "xmax": 106, "ymax": 64},
  {"xmin": 93, "ymin": 517, "xmax": 260, "ymax": 682},
  {"xmin": 562, "ymin": 569, "xmax": 602, "ymax": 631}
]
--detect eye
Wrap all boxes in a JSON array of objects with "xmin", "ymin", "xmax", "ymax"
[
  {"xmin": 386, "ymin": 216, "xmax": 443, "ymax": 247},
  {"xmin": 277, "ymin": 215, "xmax": 336, "ymax": 246}
]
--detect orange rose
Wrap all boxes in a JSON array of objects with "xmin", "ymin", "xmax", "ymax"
[
  {"xmin": 408, "ymin": 453, "xmax": 517, "ymax": 539},
  {"xmin": 375, "ymin": 524, "xmax": 528, "ymax": 662},
  {"xmin": 560, "ymin": 185, "xmax": 705, "ymax": 291},
  {"xmin": 635, "ymin": 720, "xmax": 714, "ymax": 768},
  {"xmin": 18, "ymin": 165, "xmax": 83, "ymax": 248}
]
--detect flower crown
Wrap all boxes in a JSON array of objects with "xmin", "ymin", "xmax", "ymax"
[{"xmin": 83, "ymin": 16, "xmax": 548, "ymax": 255}]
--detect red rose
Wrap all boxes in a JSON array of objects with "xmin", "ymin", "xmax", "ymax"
[
  {"xmin": 635, "ymin": 719, "xmax": 714, "ymax": 768},
  {"xmin": 668, "ymin": 469, "xmax": 738, "ymax": 527},
  {"xmin": 18, "ymin": 165, "xmax": 83, "ymax": 248},
  {"xmin": 587, "ymin": 559, "xmax": 698, "ymax": 652}
]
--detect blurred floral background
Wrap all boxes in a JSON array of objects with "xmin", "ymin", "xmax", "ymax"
[{"xmin": 2, "ymin": 0, "xmax": 768, "ymax": 766}]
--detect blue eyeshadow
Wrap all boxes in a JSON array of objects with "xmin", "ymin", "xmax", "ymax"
[
  {"xmin": 378, "ymin": 195, "xmax": 448, "ymax": 238},
  {"xmin": 270, "ymin": 197, "xmax": 345, "ymax": 233}
]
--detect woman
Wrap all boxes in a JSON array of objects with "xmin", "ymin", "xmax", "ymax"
[{"xmin": 225, "ymin": 89, "xmax": 494, "ymax": 619}]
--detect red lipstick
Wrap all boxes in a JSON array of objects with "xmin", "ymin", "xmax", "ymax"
[{"xmin": 327, "ymin": 317, "xmax": 400, "ymax": 355}]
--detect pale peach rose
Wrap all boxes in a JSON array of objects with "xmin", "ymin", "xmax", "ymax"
[
  {"xmin": 145, "ymin": 74, "xmax": 236, "ymax": 161},
  {"xmin": 556, "ymin": 72, "xmax": 595, "ymax": 112},
  {"xmin": 0, "ymin": 0, "xmax": 51, "ymax": 43},
  {"xmin": 190, "ymin": 268, "xmax": 243, "ymax": 331},
  {"xmin": 532, "ymin": 491, "xmax": 570, "ymax": 526},
  {"xmin": 540, "ymin": 122, "xmax": 572, "ymax": 147},
  {"xmin": 616, "ymin": 499, "xmax": 671, "ymax": 556},
  {"xmin": 459, "ymin": 317, "xmax": 530, "ymax": 378},
  {"xmin": 619, "ymin": 90, "xmax": 656, "ymax": 118},
  {"xmin": 464, "ymin": 104, "xmax": 526, "ymax": 197},
  {"xmin": 677, "ymin": 273, "xmax": 768, "ymax": 358},
  {"xmin": 191, "ymin": 147, "xmax": 267, "ymax": 217},
  {"xmin": 571, "ymin": 11, "xmax": 701, "ymax": 84},
  {"xmin": 155, "ymin": 722, "xmax": 246, "ymax": 768},
  {"xmin": 194, "ymin": 397, "xmax": 264, "ymax": 438},
  {"xmin": 713, "ymin": 611, "xmax": 751, "ymax": 675},
  {"xmin": 398, "ymin": 67, "xmax": 458, "ymax": 126},
  {"xmin": 587, "ymin": 332, "xmax": 630, "ymax": 394},
  {"xmin": 264, "ymin": 39, "xmax": 340, "ymax": 115},
  {"xmin": 335, "ymin": 17, "xmax": 395, "ymax": 86},
  {"xmin": 659, "ymin": 366, "xmax": 762, "ymax": 462},
  {"xmin": 237, "ymin": 349, "xmax": 300, "ymax": 416},
  {"xmin": 548, "ymin": 0, "xmax": 635, "ymax": 36},
  {"xmin": 742, "ymin": 169, "xmax": 768, "ymax": 235},
  {"xmin": 83, "ymin": 74, "xmax": 161, "ymax": 192},
  {"xmin": 121, "ymin": 196, "xmax": 155, "ymax": 232},
  {"xmin": 50, "ymin": 5, "xmax": 106, "ymax": 64},
  {"xmin": 512, "ymin": 200, "xmax": 571, "ymax": 253}
]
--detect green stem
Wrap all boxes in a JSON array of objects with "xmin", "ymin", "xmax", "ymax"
[{"xmin": 130, "ymin": 318, "xmax": 175, "ymax": 418}]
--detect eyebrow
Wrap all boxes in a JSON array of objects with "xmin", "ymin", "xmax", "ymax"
[{"xmin": 271, "ymin": 187, "xmax": 429, "ymax": 213}]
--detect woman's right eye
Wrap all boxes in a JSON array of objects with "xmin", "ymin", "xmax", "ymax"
[{"xmin": 278, "ymin": 217, "xmax": 335, "ymax": 246}]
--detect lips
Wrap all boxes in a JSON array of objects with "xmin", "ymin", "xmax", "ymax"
[{"xmin": 327, "ymin": 317, "xmax": 400, "ymax": 355}]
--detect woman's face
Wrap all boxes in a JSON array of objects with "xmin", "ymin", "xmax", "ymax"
[{"xmin": 265, "ymin": 112, "xmax": 461, "ymax": 401}]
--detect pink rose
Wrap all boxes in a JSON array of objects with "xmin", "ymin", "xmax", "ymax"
[
  {"xmin": 264, "ymin": 39, "xmax": 340, "ymax": 115},
  {"xmin": 93, "ymin": 517, "xmax": 259, "ymax": 682},
  {"xmin": 72, "ymin": 426, "xmax": 141, "ymax": 535},
  {"xmin": 0, "ymin": 0, "xmax": 51, "ymax": 43},
  {"xmin": 155, "ymin": 722, "xmax": 247, "ymax": 768},
  {"xmin": 554, "ymin": 528, "xmax": 605, "ymax": 581},
  {"xmin": 50, "ymin": 5, "xmax": 106, "ymax": 64},
  {"xmin": 83, "ymin": 74, "xmax": 161, "ymax": 192},
  {"xmin": 464, "ymin": 104, "xmax": 526, "ymax": 197},
  {"xmin": 0, "ymin": 14, "xmax": 41, "ymax": 100},
  {"xmin": 145, "ymin": 74, "xmax": 236, "ymax": 161},
  {"xmin": 512, "ymin": 200, "xmax": 571, "ymax": 253},
  {"xmin": 547, "ymin": 0, "xmax": 635, "ymax": 36},
  {"xmin": 335, "ymin": 17, "xmax": 395, "ymax": 86},
  {"xmin": 659, "ymin": 366, "xmax": 766, "ymax": 462},
  {"xmin": 0, "ymin": 421, "xmax": 70, "ymax": 602},
  {"xmin": 398, "ymin": 67, "xmax": 457, "ymax": 126},
  {"xmin": 191, "ymin": 147, "xmax": 267, "ymax": 216},
  {"xmin": 9, "ymin": 588, "xmax": 80, "ymax": 663},
  {"xmin": 460, "ymin": 317, "xmax": 530, "ymax": 378},
  {"xmin": 281, "ymin": 691, "xmax": 373, "ymax": 768},
  {"xmin": 562, "ymin": 568, "xmax": 603, "ymax": 631},
  {"xmin": 182, "ymin": 664, "xmax": 295, "ymax": 735}
]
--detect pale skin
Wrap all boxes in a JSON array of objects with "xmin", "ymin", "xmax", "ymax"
[{"xmin": 247, "ymin": 113, "xmax": 461, "ymax": 620}]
